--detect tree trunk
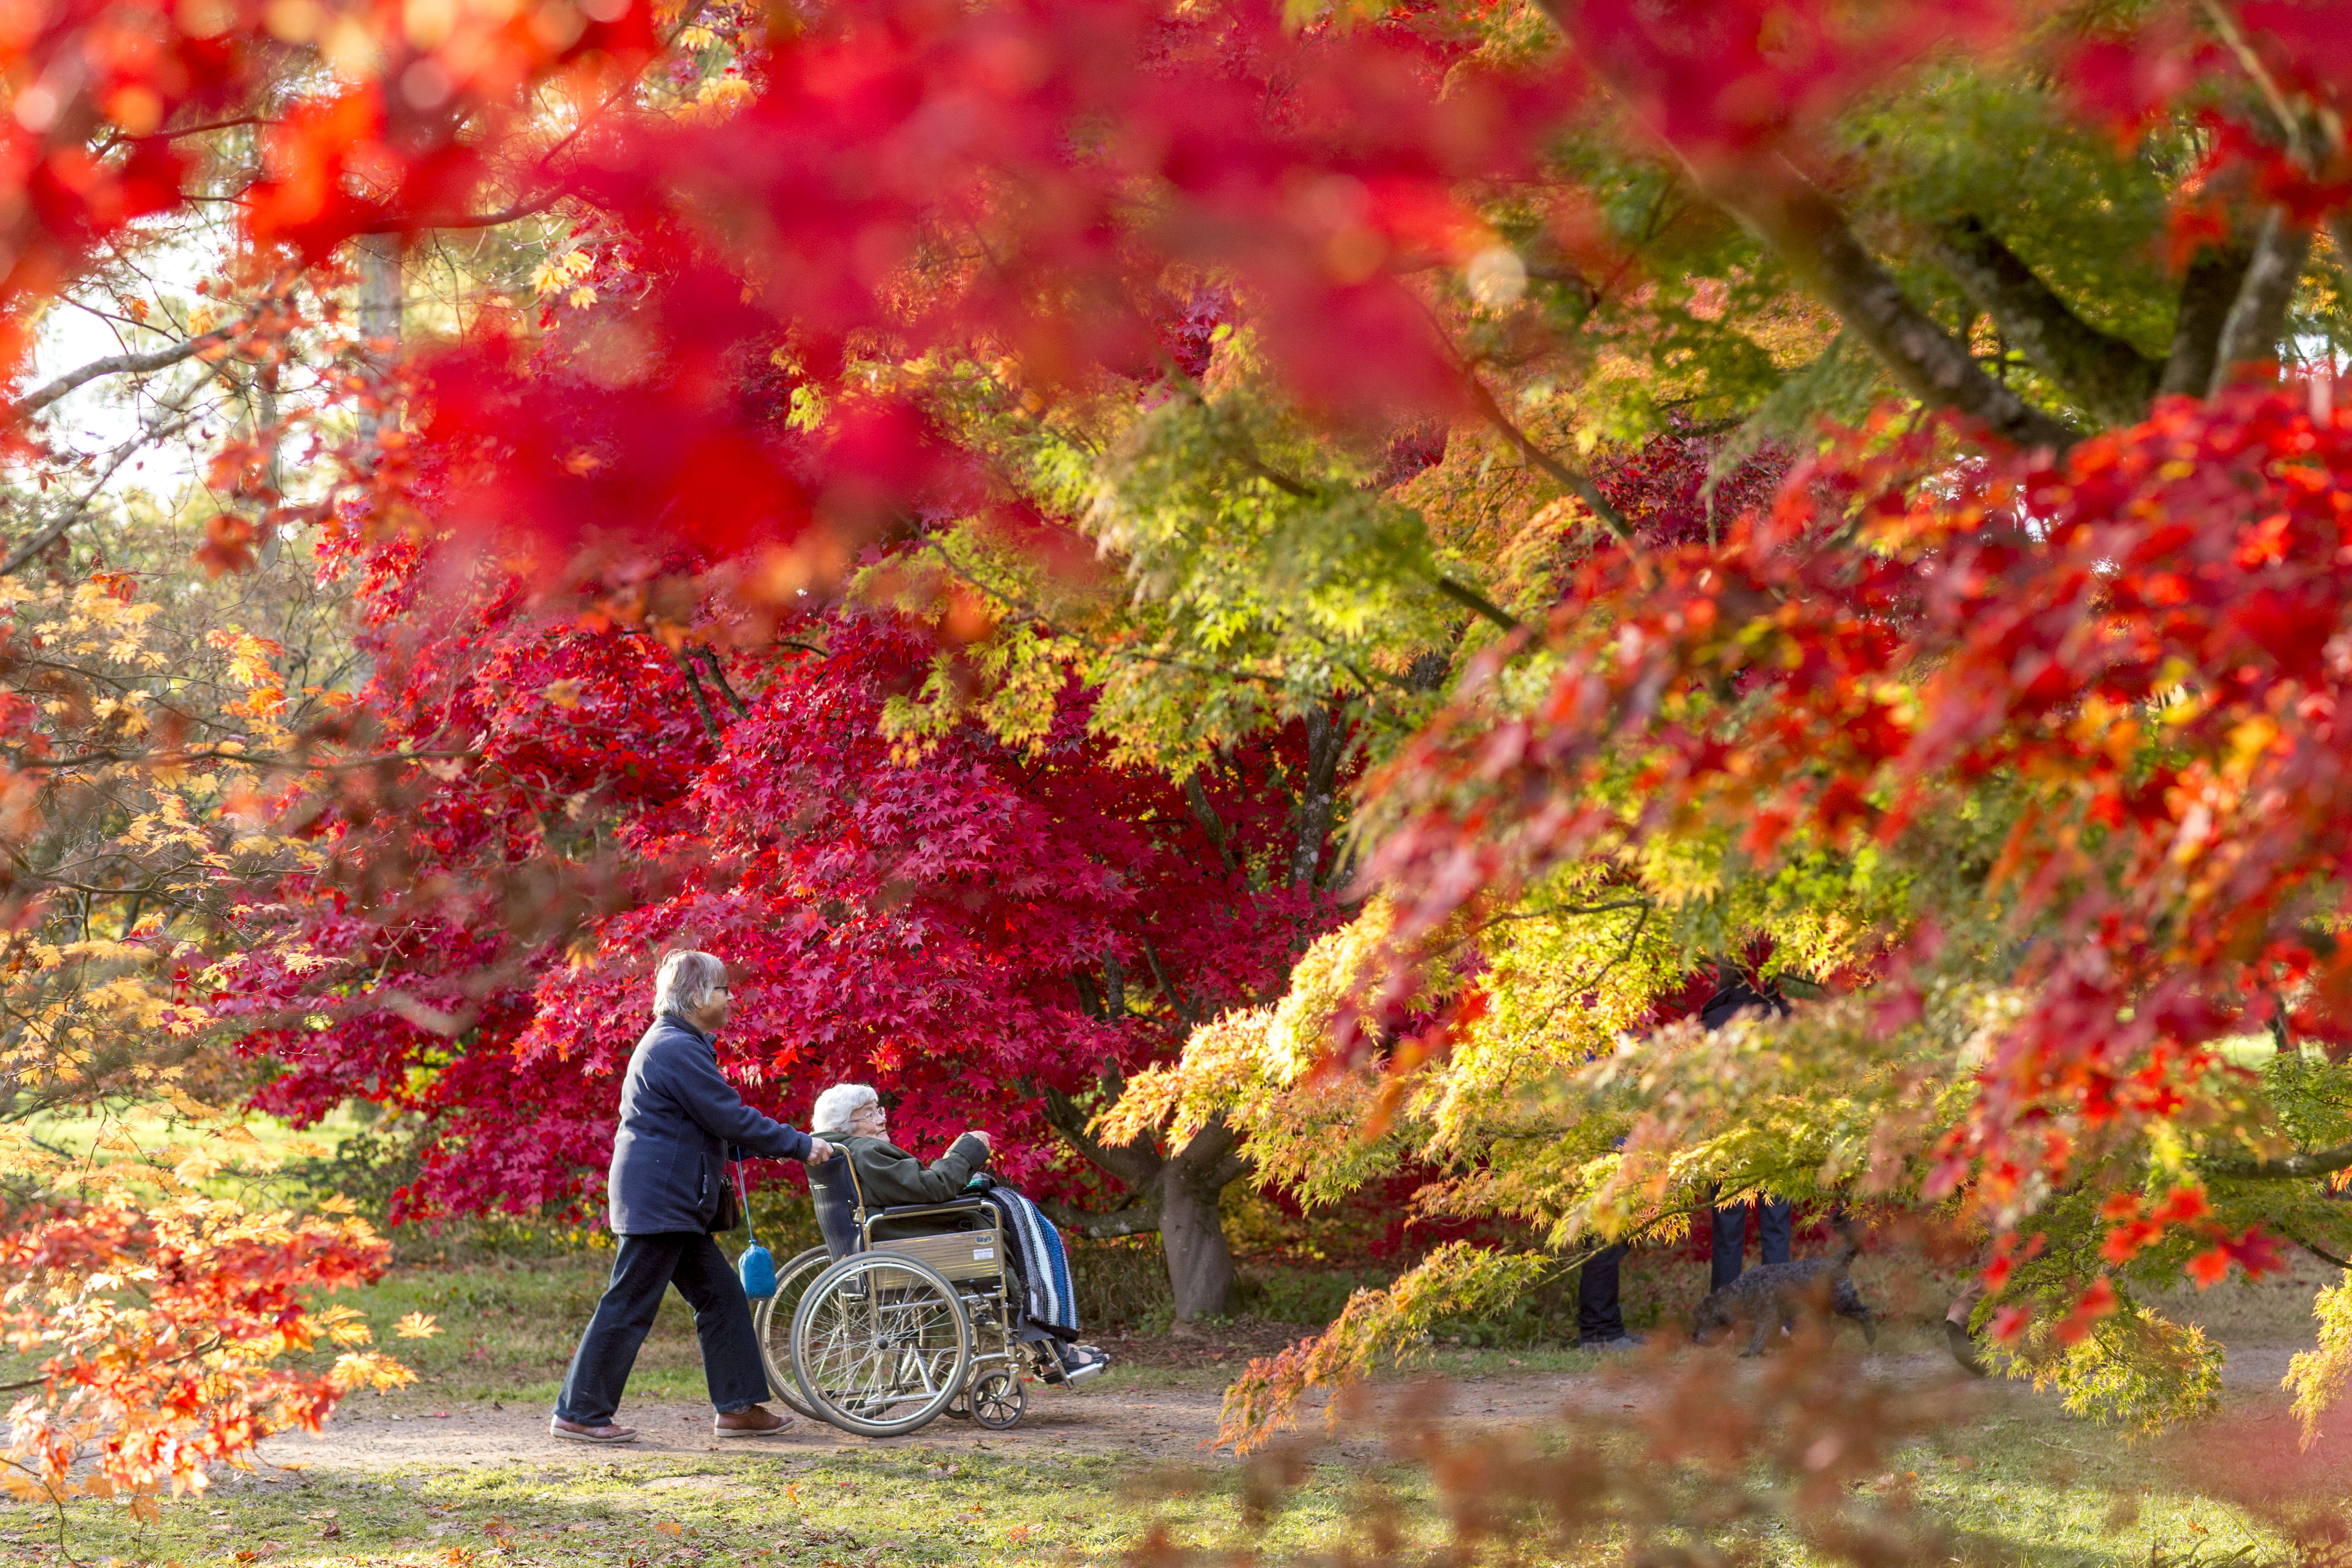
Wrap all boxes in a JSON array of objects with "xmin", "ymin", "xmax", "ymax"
[
  {"xmin": 1156, "ymin": 1159, "xmax": 1236, "ymax": 1320},
  {"xmin": 355, "ymin": 231, "xmax": 402, "ymax": 449},
  {"xmin": 2209, "ymin": 207, "xmax": 2313, "ymax": 394},
  {"xmin": 1039, "ymin": 1080, "xmax": 1248, "ymax": 1319}
]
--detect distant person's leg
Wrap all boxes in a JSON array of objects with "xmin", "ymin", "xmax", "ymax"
[
  {"xmin": 669, "ymin": 1231, "xmax": 780, "ymax": 1429},
  {"xmin": 1710, "ymin": 1201, "xmax": 1750, "ymax": 1291},
  {"xmin": 1758, "ymin": 1197, "xmax": 1793, "ymax": 1269},
  {"xmin": 554, "ymin": 1235, "xmax": 685, "ymax": 1440},
  {"xmin": 1577, "ymin": 1242, "xmax": 1630, "ymax": 1347}
]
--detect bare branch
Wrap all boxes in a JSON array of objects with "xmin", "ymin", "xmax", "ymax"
[
  {"xmin": 671, "ymin": 648, "xmax": 726, "ymax": 743},
  {"xmin": 1041, "ymin": 1078, "xmax": 1163, "ymax": 1192},
  {"xmin": 695, "ymin": 648, "xmax": 750, "ymax": 718},
  {"xmin": 1184, "ymin": 773, "xmax": 1241, "ymax": 875},
  {"xmin": 1137, "ymin": 930, "xmax": 1199, "ymax": 1032},
  {"xmin": 348, "ymin": 187, "xmax": 568, "ymax": 235},
  {"xmin": 5, "ymin": 330, "xmax": 235, "ymax": 424},
  {"xmin": 3, "ymin": 405, "xmax": 208, "ymax": 576},
  {"xmin": 2285, "ymin": 1226, "xmax": 2352, "ymax": 1270},
  {"xmin": 1289, "ymin": 706, "xmax": 1346, "ymax": 888}
]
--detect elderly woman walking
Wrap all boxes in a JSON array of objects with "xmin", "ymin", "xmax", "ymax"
[{"xmin": 551, "ymin": 951, "xmax": 835, "ymax": 1444}]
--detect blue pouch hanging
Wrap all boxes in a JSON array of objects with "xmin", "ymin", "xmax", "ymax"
[{"xmin": 733, "ymin": 1158, "xmax": 777, "ymax": 1300}]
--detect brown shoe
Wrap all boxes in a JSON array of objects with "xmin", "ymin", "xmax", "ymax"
[
  {"xmin": 550, "ymin": 1417, "xmax": 637, "ymax": 1444},
  {"xmin": 714, "ymin": 1404, "xmax": 792, "ymax": 1438}
]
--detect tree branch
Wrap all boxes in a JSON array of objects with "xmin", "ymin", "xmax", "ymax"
[
  {"xmin": 1683, "ymin": 153, "xmax": 2076, "ymax": 450},
  {"xmin": 1289, "ymin": 706, "xmax": 1346, "ymax": 888},
  {"xmin": 1031, "ymin": 1197, "xmax": 1163, "ymax": 1239},
  {"xmin": 2285, "ymin": 1226, "xmax": 2352, "ymax": 1270},
  {"xmin": 2200, "ymin": 1142, "xmax": 2352, "ymax": 1179},
  {"xmin": 1430, "ymin": 574, "xmax": 1520, "ymax": 633},
  {"xmin": 1136, "ymin": 930, "xmax": 1200, "ymax": 1032},
  {"xmin": 5, "ymin": 330, "xmax": 235, "ymax": 423},
  {"xmin": 1198, "ymin": 1146, "xmax": 1252, "ymax": 1193},
  {"xmin": 1184, "ymin": 773, "xmax": 1241, "ymax": 875},
  {"xmin": 672, "ymin": 650, "xmax": 725, "ymax": 743},
  {"xmin": 1040, "ymin": 1077, "xmax": 1162, "ymax": 1192},
  {"xmin": 348, "ymin": 187, "xmax": 569, "ymax": 235},
  {"xmin": 695, "ymin": 647, "xmax": 750, "ymax": 718},
  {"xmin": 1458, "ymin": 376, "xmax": 1635, "ymax": 542},
  {"xmin": 3, "ymin": 405, "xmax": 207, "ymax": 575},
  {"xmin": 1931, "ymin": 215, "xmax": 2161, "ymax": 427},
  {"xmin": 1164, "ymin": 1116, "xmax": 1239, "ymax": 1188},
  {"xmin": 1101, "ymin": 951, "xmax": 1127, "ymax": 1019}
]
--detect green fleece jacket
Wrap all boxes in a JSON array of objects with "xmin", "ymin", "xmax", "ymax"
[{"xmin": 840, "ymin": 1132, "xmax": 990, "ymax": 1209}]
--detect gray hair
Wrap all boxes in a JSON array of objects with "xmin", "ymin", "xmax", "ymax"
[
  {"xmin": 811, "ymin": 1083, "xmax": 879, "ymax": 1137},
  {"xmin": 651, "ymin": 950, "xmax": 728, "ymax": 1022}
]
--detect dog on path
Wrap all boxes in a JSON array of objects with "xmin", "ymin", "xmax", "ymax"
[{"xmin": 1690, "ymin": 1220, "xmax": 1876, "ymax": 1355}]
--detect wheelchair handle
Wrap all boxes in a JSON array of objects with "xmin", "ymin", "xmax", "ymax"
[{"xmin": 843, "ymin": 1140, "xmax": 870, "ymax": 1229}]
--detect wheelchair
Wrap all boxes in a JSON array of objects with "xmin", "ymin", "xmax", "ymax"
[{"xmin": 750, "ymin": 1155, "xmax": 1050, "ymax": 1437}]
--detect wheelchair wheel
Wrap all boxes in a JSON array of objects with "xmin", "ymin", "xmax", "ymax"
[
  {"xmin": 969, "ymin": 1369, "xmax": 1024, "ymax": 1431},
  {"xmin": 751, "ymin": 1247, "xmax": 833, "ymax": 1421},
  {"xmin": 790, "ymin": 1252, "xmax": 971, "ymax": 1438}
]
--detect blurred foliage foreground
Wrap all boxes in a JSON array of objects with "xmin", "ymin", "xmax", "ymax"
[
  {"xmin": 7, "ymin": 1105, "xmax": 2350, "ymax": 1568},
  {"xmin": 17, "ymin": 1248, "xmax": 2352, "ymax": 1568}
]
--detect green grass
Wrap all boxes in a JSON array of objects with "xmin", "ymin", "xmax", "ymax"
[
  {"xmin": 30, "ymin": 1445, "xmax": 1442, "ymax": 1568},
  {"xmin": 15, "ymin": 1375, "xmax": 2336, "ymax": 1568},
  {"xmin": 15, "ymin": 1238, "xmax": 2349, "ymax": 1567},
  {"xmin": 306, "ymin": 1252, "xmax": 725, "ymax": 1406}
]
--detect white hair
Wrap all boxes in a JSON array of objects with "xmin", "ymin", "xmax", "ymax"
[
  {"xmin": 811, "ymin": 1083, "xmax": 879, "ymax": 1137},
  {"xmin": 652, "ymin": 950, "xmax": 728, "ymax": 1022}
]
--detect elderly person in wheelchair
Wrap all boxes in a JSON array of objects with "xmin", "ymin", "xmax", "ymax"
[{"xmin": 808, "ymin": 1082, "xmax": 1111, "ymax": 1388}]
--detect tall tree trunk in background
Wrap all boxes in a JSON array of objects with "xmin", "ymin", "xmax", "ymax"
[{"xmin": 355, "ymin": 231, "xmax": 402, "ymax": 447}]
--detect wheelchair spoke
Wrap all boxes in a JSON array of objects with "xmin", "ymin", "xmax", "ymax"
[{"xmin": 791, "ymin": 1255, "xmax": 971, "ymax": 1435}]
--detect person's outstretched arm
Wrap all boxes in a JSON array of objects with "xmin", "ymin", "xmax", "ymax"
[
  {"xmin": 666, "ymin": 1039, "xmax": 824, "ymax": 1162},
  {"xmin": 855, "ymin": 1133, "xmax": 990, "ymax": 1205}
]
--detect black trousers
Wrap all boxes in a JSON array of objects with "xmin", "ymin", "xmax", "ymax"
[
  {"xmin": 1577, "ymin": 1242, "xmax": 1628, "ymax": 1344},
  {"xmin": 1710, "ymin": 1196, "xmax": 1792, "ymax": 1290},
  {"xmin": 555, "ymin": 1232, "xmax": 770, "ymax": 1425}
]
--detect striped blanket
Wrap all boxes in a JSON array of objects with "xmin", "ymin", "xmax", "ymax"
[{"xmin": 978, "ymin": 1187, "xmax": 1078, "ymax": 1338}]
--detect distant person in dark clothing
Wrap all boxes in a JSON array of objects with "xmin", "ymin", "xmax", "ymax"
[
  {"xmin": 551, "ymin": 951, "xmax": 835, "ymax": 1446},
  {"xmin": 1701, "ymin": 974, "xmax": 1794, "ymax": 1289},
  {"xmin": 1578, "ymin": 1241, "xmax": 1638, "ymax": 1350},
  {"xmin": 1575, "ymin": 969, "xmax": 1796, "ymax": 1352}
]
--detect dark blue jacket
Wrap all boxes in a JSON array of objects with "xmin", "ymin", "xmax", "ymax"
[{"xmin": 607, "ymin": 1014, "xmax": 818, "ymax": 1235}]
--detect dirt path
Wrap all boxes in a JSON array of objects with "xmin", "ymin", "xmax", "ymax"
[
  {"xmin": 250, "ymin": 1339, "xmax": 2312, "ymax": 1478},
  {"xmin": 256, "ymin": 1383, "xmax": 1248, "ymax": 1471}
]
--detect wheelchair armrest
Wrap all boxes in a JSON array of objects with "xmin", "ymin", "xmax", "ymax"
[{"xmin": 874, "ymin": 1198, "xmax": 990, "ymax": 1222}]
